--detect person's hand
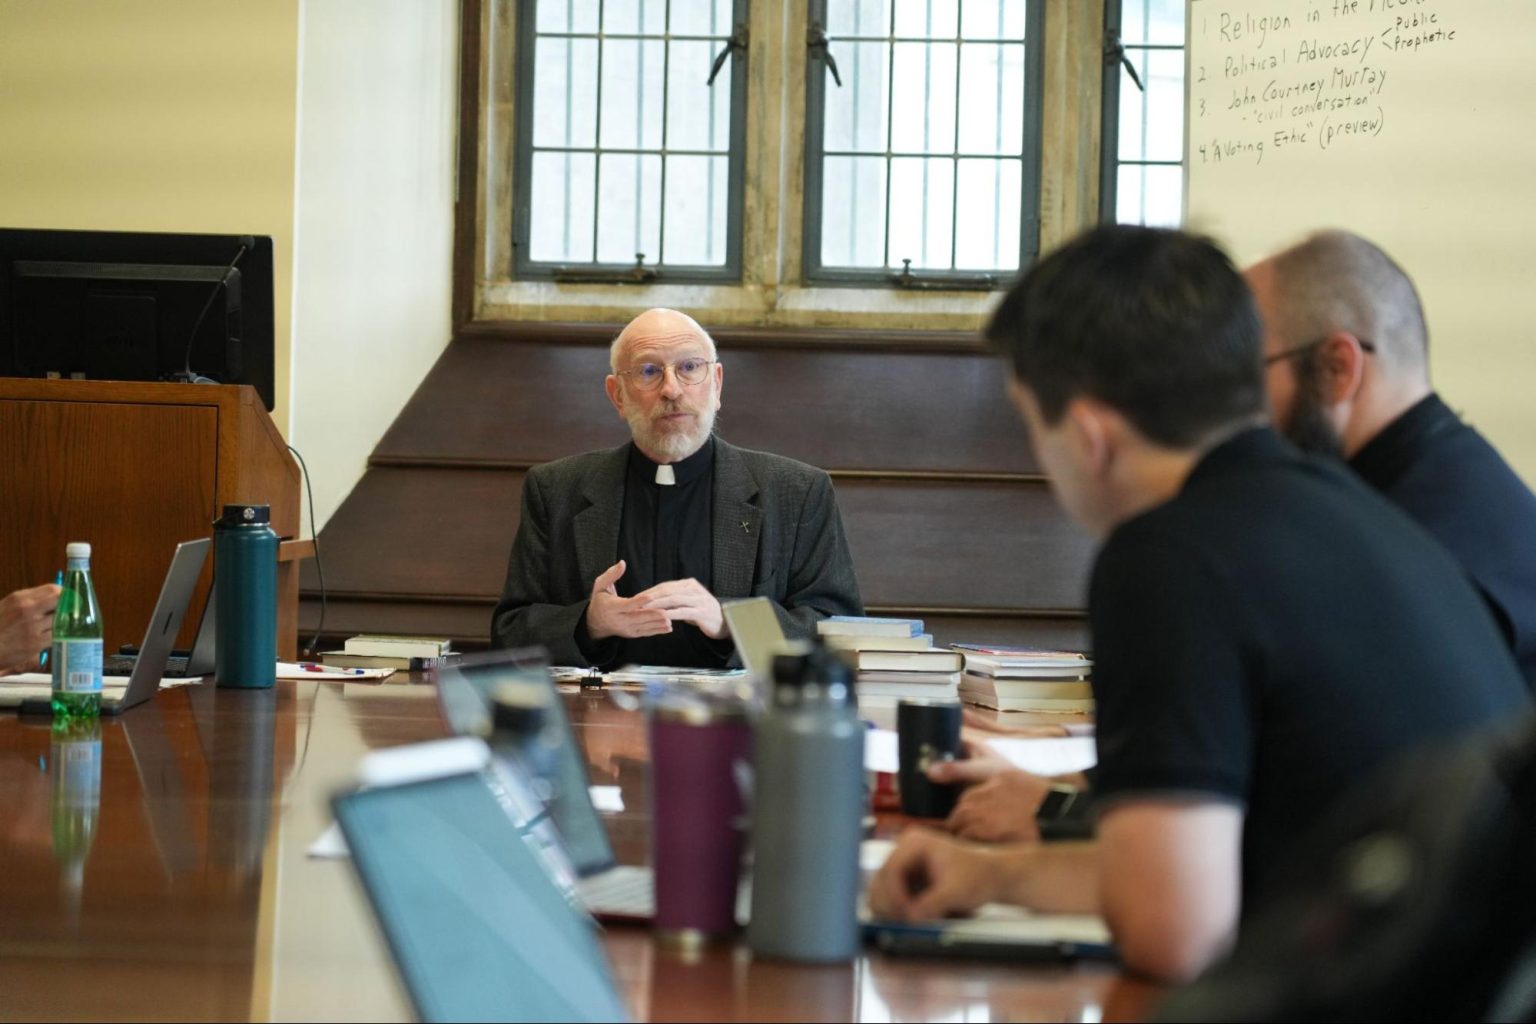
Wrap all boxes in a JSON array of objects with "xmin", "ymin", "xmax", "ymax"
[
  {"xmin": 585, "ymin": 561, "xmax": 673, "ymax": 640},
  {"xmin": 943, "ymin": 768, "xmax": 1053, "ymax": 843},
  {"xmin": 867, "ymin": 827, "xmax": 1019, "ymax": 921},
  {"xmin": 926, "ymin": 737, "xmax": 1013, "ymax": 786},
  {"xmin": 962, "ymin": 707, "xmax": 1071, "ymax": 738},
  {"xmin": 633, "ymin": 577, "xmax": 726, "ymax": 639},
  {"xmin": 0, "ymin": 584, "xmax": 61, "ymax": 675}
]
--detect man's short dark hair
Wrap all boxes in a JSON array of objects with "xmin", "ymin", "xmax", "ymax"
[{"xmin": 985, "ymin": 225, "xmax": 1265, "ymax": 449}]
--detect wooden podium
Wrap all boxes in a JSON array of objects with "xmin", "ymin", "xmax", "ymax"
[{"xmin": 0, "ymin": 379, "xmax": 308, "ymax": 660}]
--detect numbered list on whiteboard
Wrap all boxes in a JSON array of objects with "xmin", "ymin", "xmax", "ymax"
[{"xmin": 1189, "ymin": 0, "xmax": 1459, "ymax": 166}]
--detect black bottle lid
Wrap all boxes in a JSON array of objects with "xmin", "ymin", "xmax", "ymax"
[
  {"xmin": 491, "ymin": 682, "xmax": 549, "ymax": 735},
  {"xmin": 771, "ymin": 640, "xmax": 855, "ymax": 693},
  {"xmin": 217, "ymin": 504, "xmax": 271, "ymax": 526}
]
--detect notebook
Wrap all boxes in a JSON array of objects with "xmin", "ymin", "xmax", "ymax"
[
  {"xmin": 1, "ymin": 538, "xmax": 209, "ymax": 714},
  {"xmin": 332, "ymin": 739, "xmax": 630, "ymax": 1024}
]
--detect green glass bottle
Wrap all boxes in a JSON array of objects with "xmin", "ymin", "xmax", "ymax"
[
  {"xmin": 51, "ymin": 542, "xmax": 103, "ymax": 719},
  {"xmin": 51, "ymin": 716, "xmax": 101, "ymax": 907}
]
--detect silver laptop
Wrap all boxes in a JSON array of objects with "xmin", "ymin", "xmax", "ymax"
[
  {"xmin": 105, "ymin": 587, "xmax": 215, "ymax": 678},
  {"xmin": 2, "ymin": 538, "xmax": 209, "ymax": 714},
  {"xmin": 721, "ymin": 596, "xmax": 798, "ymax": 691},
  {"xmin": 433, "ymin": 649, "xmax": 660, "ymax": 921},
  {"xmin": 333, "ymin": 739, "xmax": 631, "ymax": 1023}
]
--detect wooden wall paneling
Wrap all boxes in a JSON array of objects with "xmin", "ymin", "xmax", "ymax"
[
  {"xmin": 298, "ymin": 467, "xmax": 1094, "ymax": 651},
  {"xmin": 298, "ymin": 466, "xmax": 523, "ymax": 599},
  {"xmin": 299, "ymin": 469, "xmax": 1091, "ymax": 611},
  {"xmin": 1, "ymin": 397, "xmax": 218, "ymax": 654},
  {"xmin": 373, "ymin": 335, "xmax": 1043, "ymax": 476},
  {"xmin": 836, "ymin": 478, "xmax": 1093, "ymax": 611}
]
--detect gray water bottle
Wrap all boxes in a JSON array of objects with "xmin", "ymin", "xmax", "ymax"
[{"xmin": 747, "ymin": 641, "xmax": 866, "ymax": 962}]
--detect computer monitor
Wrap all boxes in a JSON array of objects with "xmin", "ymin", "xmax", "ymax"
[{"xmin": 0, "ymin": 228, "xmax": 275, "ymax": 409}]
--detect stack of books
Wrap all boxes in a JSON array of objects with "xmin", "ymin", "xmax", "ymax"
[
  {"xmin": 320, "ymin": 634, "xmax": 457, "ymax": 671},
  {"xmin": 817, "ymin": 616, "xmax": 962, "ymax": 702},
  {"xmin": 951, "ymin": 644, "xmax": 1094, "ymax": 712}
]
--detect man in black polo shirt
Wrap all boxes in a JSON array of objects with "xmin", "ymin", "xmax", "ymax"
[
  {"xmin": 867, "ymin": 226, "xmax": 1530, "ymax": 982},
  {"xmin": 1247, "ymin": 230, "xmax": 1536, "ymax": 689}
]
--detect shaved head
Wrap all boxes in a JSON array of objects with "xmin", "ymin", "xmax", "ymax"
[
  {"xmin": 1250, "ymin": 229, "xmax": 1430, "ymax": 383},
  {"xmin": 610, "ymin": 308, "xmax": 717, "ymax": 372}
]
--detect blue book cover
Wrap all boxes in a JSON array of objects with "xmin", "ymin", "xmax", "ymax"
[{"xmin": 817, "ymin": 616, "xmax": 925, "ymax": 637}]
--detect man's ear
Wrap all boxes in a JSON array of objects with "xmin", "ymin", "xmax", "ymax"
[
  {"xmin": 604, "ymin": 374, "xmax": 626, "ymax": 419},
  {"xmin": 1065, "ymin": 397, "xmax": 1114, "ymax": 477},
  {"xmin": 712, "ymin": 360, "xmax": 724, "ymax": 410},
  {"xmin": 1317, "ymin": 331, "xmax": 1368, "ymax": 403}
]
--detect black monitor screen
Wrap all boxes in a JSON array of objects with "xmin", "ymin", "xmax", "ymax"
[{"xmin": 0, "ymin": 228, "xmax": 275, "ymax": 409}]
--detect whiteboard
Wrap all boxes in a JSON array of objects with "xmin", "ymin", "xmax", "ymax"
[{"xmin": 1184, "ymin": 0, "xmax": 1536, "ymax": 484}]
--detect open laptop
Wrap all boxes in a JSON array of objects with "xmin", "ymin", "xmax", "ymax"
[
  {"xmin": 105, "ymin": 587, "xmax": 215, "ymax": 678},
  {"xmin": 433, "ymin": 649, "xmax": 655, "ymax": 920},
  {"xmin": 2, "ymin": 538, "xmax": 209, "ymax": 714},
  {"xmin": 720, "ymin": 596, "xmax": 797, "ymax": 691},
  {"xmin": 333, "ymin": 738, "xmax": 631, "ymax": 1023}
]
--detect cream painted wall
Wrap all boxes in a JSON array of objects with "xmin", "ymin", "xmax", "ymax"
[
  {"xmin": 0, "ymin": 0, "xmax": 300, "ymax": 430},
  {"xmin": 288, "ymin": 0, "xmax": 458, "ymax": 530}
]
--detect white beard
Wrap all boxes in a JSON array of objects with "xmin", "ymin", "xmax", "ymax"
[{"xmin": 627, "ymin": 400, "xmax": 717, "ymax": 462}]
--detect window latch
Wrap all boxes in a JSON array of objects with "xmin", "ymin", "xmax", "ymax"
[
  {"xmin": 706, "ymin": 24, "xmax": 749, "ymax": 87},
  {"xmin": 552, "ymin": 253, "xmax": 659, "ymax": 285},
  {"xmin": 807, "ymin": 22, "xmax": 843, "ymax": 87},
  {"xmin": 1104, "ymin": 30, "xmax": 1145, "ymax": 92},
  {"xmin": 889, "ymin": 258, "xmax": 997, "ymax": 291}
]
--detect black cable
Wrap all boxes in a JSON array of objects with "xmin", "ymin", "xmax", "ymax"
[
  {"xmin": 175, "ymin": 237, "xmax": 251, "ymax": 385},
  {"xmin": 285, "ymin": 442, "xmax": 326, "ymax": 657}
]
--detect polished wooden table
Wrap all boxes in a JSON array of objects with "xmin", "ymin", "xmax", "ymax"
[{"xmin": 0, "ymin": 679, "xmax": 1148, "ymax": 1022}]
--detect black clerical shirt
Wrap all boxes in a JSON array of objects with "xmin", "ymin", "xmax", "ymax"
[
  {"xmin": 576, "ymin": 439, "xmax": 734, "ymax": 670},
  {"xmin": 1349, "ymin": 393, "xmax": 1536, "ymax": 689}
]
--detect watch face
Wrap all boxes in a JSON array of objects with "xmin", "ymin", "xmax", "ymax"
[{"xmin": 1037, "ymin": 785, "xmax": 1078, "ymax": 821}]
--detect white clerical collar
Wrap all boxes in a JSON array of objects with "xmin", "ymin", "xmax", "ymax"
[{"xmin": 655, "ymin": 464, "xmax": 676, "ymax": 486}]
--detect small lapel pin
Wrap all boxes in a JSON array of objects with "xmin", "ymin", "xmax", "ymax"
[{"xmin": 741, "ymin": 520, "xmax": 751, "ymax": 534}]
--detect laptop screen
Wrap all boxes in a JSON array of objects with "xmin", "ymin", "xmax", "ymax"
[
  {"xmin": 434, "ymin": 650, "xmax": 616, "ymax": 876},
  {"xmin": 334, "ymin": 770, "xmax": 630, "ymax": 1023}
]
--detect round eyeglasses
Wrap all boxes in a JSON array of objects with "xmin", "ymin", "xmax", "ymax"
[{"xmin": 616, "ymin": 357, "xmax": 716, "ymax": 391}]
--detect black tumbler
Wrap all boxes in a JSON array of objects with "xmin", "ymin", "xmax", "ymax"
[{"xmin": 896, "ymin": 700, "xmax": 964, "ymax": 818}]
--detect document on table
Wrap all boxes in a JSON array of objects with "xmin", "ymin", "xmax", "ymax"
[{"xmin": 863, "ymin": 729, "xmax": 1096, "ymax": 777}]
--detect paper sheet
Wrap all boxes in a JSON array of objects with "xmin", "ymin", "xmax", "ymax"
[
  {"xmin": 863, "ymin": 728, "xmax": 1096, "ymax": 777},
  {"xmin": 276, "ymin": 662, "xmax": 395, "ymax": 682}
]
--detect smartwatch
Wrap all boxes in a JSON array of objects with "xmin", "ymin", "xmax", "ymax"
[{"xmin": 1036, "ymin": 783, "xmax": 1085, "ymax": 822}]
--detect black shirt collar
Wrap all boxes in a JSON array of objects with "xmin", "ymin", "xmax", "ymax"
[
  {"xmin": 1349, "ymin": 393, "xmax": 1458, "ymax": 493},
  {"xmin": 627, "ymin": 435, "xmax": 715, "ymax": 486},
  {"xmin": 1183, "ymin": 425, "xmax": 1291, "ymax": 492}
]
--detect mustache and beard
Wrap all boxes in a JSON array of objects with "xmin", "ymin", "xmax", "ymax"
[
  {"xmin": 1279, "ymin": 350, "xmax": 1345, "ymax": 460},
  {"xmin": 626, "ymin": 395, "xmax": 718, "ymax": 462}
]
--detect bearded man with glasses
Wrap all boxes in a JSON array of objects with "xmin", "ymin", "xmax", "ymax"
[
  {"xmin": 491, "ymin": 307, "xmax": 862, "ymax": 669},
  {"xmin": 1246, "ymin": 230, "xmax": 1536, "ymax": 689}
]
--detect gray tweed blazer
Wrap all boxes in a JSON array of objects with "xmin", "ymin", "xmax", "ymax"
[{"xmin": 490, "ymin": 437, "xmax": 863, "ymax": 665}]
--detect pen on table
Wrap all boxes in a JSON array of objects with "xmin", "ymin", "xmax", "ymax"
[
  {"xmin": 299, "ymin": 662, "xmax": 367, "ymax": 675},
  {"xmin": 38, "ymin": 570, "xmax": 62, "ymax": 669}
]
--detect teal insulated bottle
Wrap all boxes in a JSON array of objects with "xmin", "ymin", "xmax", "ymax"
[{"xmin": 214, "ymin": 504, "xmax": 278, "ymax": 689}]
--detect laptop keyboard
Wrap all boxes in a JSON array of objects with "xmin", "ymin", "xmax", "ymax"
[
  {"xmin": 576, "ymin": 866, "xmax": 656, "ymax": 919},
  {"xmin": 103, "ymin": 654, "xmax": 194, "ymax": 677}
]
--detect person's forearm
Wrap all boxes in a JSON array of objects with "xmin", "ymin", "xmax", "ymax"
[{"xmin": 999, "ymin": 840, "xmax": 1100, "ymax": 915}]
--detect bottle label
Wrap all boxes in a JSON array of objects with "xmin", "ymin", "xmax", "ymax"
[
  {"xmin": 57, "ymin": 738, "xmax": 102, "ymax": 808},
  {"xmin": 53, "ymin": 640, "xmax": 103, "ymax": 694}
]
